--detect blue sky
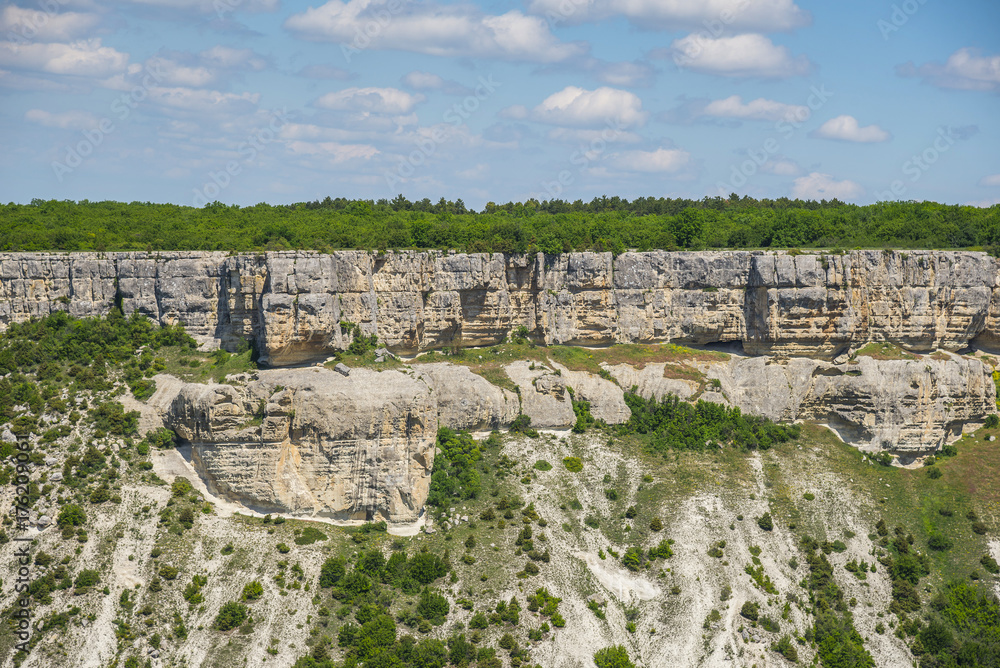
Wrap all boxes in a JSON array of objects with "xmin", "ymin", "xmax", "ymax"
[{"xmin": 0, "ymin": 0, "xmax": 998, "ymax": 210}]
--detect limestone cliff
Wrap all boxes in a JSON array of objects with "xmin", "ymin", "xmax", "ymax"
[
  {"xmin": 2, "ymin": 250, "xmax": 1000, "ymax": 364},
  {"xmin": 165, "ymin": 367, "xmax": 436, "ymax": 524}
]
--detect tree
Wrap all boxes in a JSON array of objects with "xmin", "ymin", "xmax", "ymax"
[
  {"xmin": 318, "ymin": 557, "xmax": 345, "ymax": 588},
  {"xmin": 213, "ymin": 601, "xmax": 249, "ymax": 631},
  {"xmin": 57, "ymin": 504, "xmax": 86, "ymax": 527},
  {"xmin": 594, "ymin": 645, "xmax": 636, "ymax": 668}
]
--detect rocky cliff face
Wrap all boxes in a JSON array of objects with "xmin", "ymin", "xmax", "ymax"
[
  {"xmin": 164, "ymin": 367, "xmax": 437, "ymax": 524},
  {"xmin": 4, "ymin": 249, "xmax": 998, "ymax": 522},
  {"xmin": 2, "ymin": 250, "xmax": 999, "ymax": 364}
]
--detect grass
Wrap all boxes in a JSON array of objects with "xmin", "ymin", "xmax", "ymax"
[
  {"xmin": 158, "ymin": 347, "xmax": 256, "ymax": 383},
  {"xmin": 408, "ymin": 341, "xmax": 727, "ymax": 393}
]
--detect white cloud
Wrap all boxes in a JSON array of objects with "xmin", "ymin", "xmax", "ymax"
[
  {"xmin": 118, "ymin": 0, "xmax": 278, "ymax": 14},
  {"xmin": 897, "ymin": 48, "xmax": 1000, "ymax": 92},
  {"xmin": 526, "ymin": 0, "xmax": 810, "ymax": 32},
  {"xmin": 670, "ymin": 33, "xmax": 810, "ymax": 78},
  {"xmin": 145, "ymin": 56, "xmax": 215, "ymax": 87},
  {"xmin": 199, "ymin": 46, "xmax": 266, "ymax": 71},
  {"xmin": 531, "ymin": 86, "xmax": 647, "ymax": 128},
  {"xmin": 0, "ymin": 38, "xmax": 129, "ymax": 77},
  {"xmin": 146, "ymin": 87, "xmax": 260, "ymax": 114},
  {"xmin": 314, "ymin": 87, "xmax": 424, "ymax": 114},
  {"xmin": 285, "ymin": 1, "xmax": 585, "ymax": 63},
  {"xmin": 981, "ymin": 174, "xmax": 1000, "ymax": 187},
  {"xmin": 701, "ymin": 95, "xmax": 809, "ymax": 122},
  {"xmin": 401, "ymin": 71, "xmax": 470, "ymax": 95},
  {"xmin": 608, "ymin": 147, "xmax": 690, "ymax": 173},
  {"xmin": 591, "ymin": 60, "xmax": 655, "ymax": 87},
  {"xmin": 0, "ymin": 6, "xmax": 100, "ymax": 42},
  {"xmin": 812, "ymin": 115, "xmax": 890, "ymax": 143},
  {"xmin": 285, "ymin": 140, "xmax": 379, "ymax": 163},
  {"xmin": 24, "ymin": 108, "xmax": 100, "ymax": 130},
  {"xmin": 762, "ymin": 159, "xmax": 801, "ymax": 176},
  {"xmin": 791, "ymin": 172, "xmax": 864, "ymax": 200},
  {"xmin": 546, "ymin": 128, "xmax": 642, "ymax": 143}
]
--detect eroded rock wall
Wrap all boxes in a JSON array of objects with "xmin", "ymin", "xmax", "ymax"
[{"xmin": 2, "ymin": 250, "xmax": 1000, "ymax": 364}]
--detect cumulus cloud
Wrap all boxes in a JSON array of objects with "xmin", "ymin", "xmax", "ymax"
[
  {"xmin": 0, "ymin": 38, "xmax": 129, "ymax": 77},
  {"xmin": 897, "ymin": 48, "xmax": 1000, "ymax": 92},
  {"xmin": 24, "ymin": 108, "xmax": 100, "ymax": 130},
  {"xmin": 199, "ymin": 46, "xmax": 267, "ymax": 71},
  {"xmin": 589, "ymin": 60, "xmax": 655, "ymax": 87},
  {"xmin": 700, "ymin": 95, "xmax": 809, "ymax": 122},
  {"xmin": 762, "ymin": 159, "xmax": 802, "ymax": 176},
  {"xmin": 314, "ymin": 87, "xmax": 424, "ymax": 114},
  {"xmin": 812, "ymin": 115, "xmax": 890, "ymax": 143},
  {"xmin": 607, "ymin": 147, "xmax": 690, "ymax": 173},
  {"xmin": 668, "ymin": 33, "xmax": 810, "ymax": 78},
  {"xmin": 980, "ymin": 174, "xmax": 1000, "ymax": 187},
  {"xmin": 0, "ymin": 6, "xmax": 100, "ymax": 42},
  {"xmin": 530, "ymin": 86, "xmax": 647, "ymax": 128},
  {"xmin": 526, "ymin": 0, "xmax": 810, "ymax": 32},
  {"xmin": 792, "ymin": 172, "xmax": 864, "ymax": 200},
  {"xmin": 146, "ymin": 87, "xmax": 261, "ymax": 114},
  {"xmin": 285, "ymin": 1, "xmax": 586, "ymax": 63}
]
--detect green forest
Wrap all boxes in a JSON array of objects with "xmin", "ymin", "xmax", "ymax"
[{"xmin": 2, "ymin": 197, "xmax": 998, "ymax": 254}]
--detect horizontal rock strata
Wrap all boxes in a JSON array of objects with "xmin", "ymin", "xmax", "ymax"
[{"xmin": 1, "ymin": 250, "xmax": 999, "ymax": 364}]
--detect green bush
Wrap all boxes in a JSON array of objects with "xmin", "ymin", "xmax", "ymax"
[
  {"xmin": 213, "ymin": 601, "xmax": 249, "ymax": 631},
  {"xmin": 563, "ymin": 457, "xmax": 583, "ymax": 472},
  {"xmin": 740, "ymin": 601, "xmax": 759, "ymax": 621},
  {"xmin": 57, "ymin": 504, "xmax": 86, "ymax": 528},
  {"xmin": 593, "ymin": 645, "xmax": 635, "ymax": 668},
  {"xmin": 242, "ymin": 581, "xmax": 264, "ymax": 601},
  {"xmin": 416, "ymin": 589, "xmax": 449, "ymax": 625},
  {"xmin": 533, "ymin": 460, "xmax": 552, "ymax": 471},
  {"xmin": 757, "ymin": 513, "xmax": 773, "ymax": 531},
  {"xmin": 427, "ymin": 428, "xmax": 482, "ymax": 507},
  {"xmin": 294, "ymin": 526, "xmax": 328, "ymax": 545}
]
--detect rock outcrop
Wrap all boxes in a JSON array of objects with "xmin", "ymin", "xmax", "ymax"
[
  {"xmin": 2, "ymin": 250, "xmax": 1000, "ymax": 364},
  {"xmin": 165, "ymin": 367, "xmax": 436, "ymax": 524}
]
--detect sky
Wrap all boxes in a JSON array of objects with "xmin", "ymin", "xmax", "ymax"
[{"xmin": 0, "ymin": 0, "xmax": 998, "ymax": 210}]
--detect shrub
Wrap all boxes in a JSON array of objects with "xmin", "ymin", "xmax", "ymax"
[
  {"xmin": 276, "ymin": 543, "xmax": 290, "ymax": 554},
  {"xmin": 740, "ymin": 601, "xmax": 759, "ymax": 621},
  {"xmin": 773, "ymin": 635, "xmax": 798, "ymax": 662},
  {"xmin": 593, "ymin": 645, "xmax": 635, "ymax": 668},
  {"xmin": 563, "ymin": 457, "xmax": 583, "ymax": 472},
  {"xmin": 986, "ymin": 414, "xmax": 999, "ymax": 428},
  {"xmin": 927, "ymin": 467, "xmax": 943, "ymax": 479},
  {"xmin": 213, "ymin": 601, "xmax": 249, "ymax": 631},
  {"xmin": 650, "ymin": 517, "xmax": 663, "ymax": 532},
  {"xmin": 295, "ymin": 526, "xmax": 328, "ymax": 545},
  {"xmin": 416, "ymin": 589, "xmax": 449, "ymax": 625},
  {"xmin": 803, "ymin": 492, "xmax": 815, "ymax": 501},
  {"xmin": 57, "ymin": 504, "xmax": 86, "ymax": 528},
  {"xmin": 533, "ymin": 460, "xmax": 552, "ymax": 471},
  {"xmin": 242, "ymin": 581, "xmax": 264, "ymax": 601},
  {"xmin": 319, "ymin": 557, "xmax": 345, "ymax": 588},
  {"xmin": 171, "ymin": 477, "xmax": 193, "ymax": 498},
  {"xmin": 928, "ymin": 534, "xmax": 953, "ymax": 551},
  {"xmin": 981, "ymin": 555, "xmax": 1000, "ymax": 574},
  {"xmin": 159, "ymin": 565, "xmax": 179, "ymax": 580},
  {"xmin": 757, "ymin": 513, "xmax": 773, "ymax": 531},
  {"xmin": 972, "ymin": 522, "xmax": 988, "ymax": 535}
]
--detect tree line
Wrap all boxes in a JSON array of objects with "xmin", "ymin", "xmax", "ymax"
[{"xmin": 1, "ymin": 197, "xmax": 997, "ymax": 254}]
